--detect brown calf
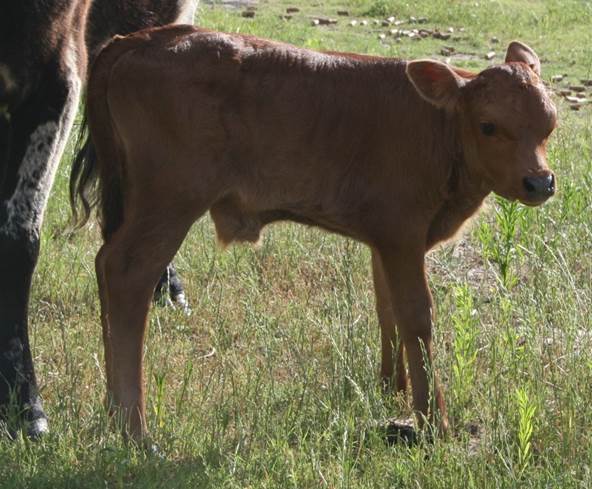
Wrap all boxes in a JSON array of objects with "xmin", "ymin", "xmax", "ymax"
[{"xmin": 71, "ymin": 25, "xmax": 557, "ymax": 442}]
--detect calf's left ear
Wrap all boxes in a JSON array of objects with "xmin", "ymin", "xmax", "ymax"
[
  {"xmin": 406, "ymin": 60, "xmax": 466, "ymax": 110},
  {"xmin": 505, "ymin": 41, "xmax": 541, "ymax": 76}
]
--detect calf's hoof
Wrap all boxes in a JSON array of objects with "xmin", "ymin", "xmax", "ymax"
[{"xmin": 384, "ymin": 419, "xmax": 418, "ymax": 446}]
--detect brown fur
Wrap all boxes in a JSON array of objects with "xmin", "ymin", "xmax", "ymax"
[{"xmin": 72, "ymin": 26, "xmax": 557, "ymax": 441}]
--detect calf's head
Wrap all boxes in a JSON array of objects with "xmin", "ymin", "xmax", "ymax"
[{"xmin": 407, "ymin": 41, "xmax": 557, "ymax": 206}]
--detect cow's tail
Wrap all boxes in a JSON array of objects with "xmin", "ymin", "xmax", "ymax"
[{"xmin": 70, "ymin": 35, "xmax": 140, "ymax": 241}]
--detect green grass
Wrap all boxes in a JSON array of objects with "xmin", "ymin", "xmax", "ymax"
[{"xmin": 2, "ymin": 0, "xmax": 592, "ymax": 487}]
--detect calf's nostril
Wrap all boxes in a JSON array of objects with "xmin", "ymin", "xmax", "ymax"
[{"xmin": 523, "ymin": 177, "xmax": 536, "ymax": 194}]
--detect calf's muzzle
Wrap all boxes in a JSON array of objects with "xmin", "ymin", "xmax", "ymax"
[{"xmin": 522, "ymin": 173, "xmax": 555, "ymax": 202}]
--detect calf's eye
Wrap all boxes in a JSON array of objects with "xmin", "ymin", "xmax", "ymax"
[{"xmin": 480, "ymin": 122, "xmax": 496, "ymax": 136}]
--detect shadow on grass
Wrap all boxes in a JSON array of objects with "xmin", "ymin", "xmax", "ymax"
[{"xmin": 1, "ymin": 448, "xmax": 224, "ymax": 489}]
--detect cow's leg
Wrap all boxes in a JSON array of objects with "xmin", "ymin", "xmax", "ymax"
[
  {"xmin": 150, "ymin": 0, "xmax": 198, "ymax": 313},
  {"xmin": 98, "ymin": 211, "xmax": 196, "ymax": 442},
  {"xmin": 154, "ymin": 263, "xmax": 188, "ymax": 310},
  {"xmin": 377, "ymin": 246, "xmax": 448, "ymax": 434},
  {"xmin": 0, "ymin": 233, "xmax": 45, "ymax": 438},
  {"xmin": 0, "ymin": 53, "xmax": 81, "ymax": 438},
  {"xmin": 371, "ymin": 249, "xmax": 407, "ymax": 394},
  {"xmin": 175, "ymin": 0, "xmax": 198, "ymax": 24}
]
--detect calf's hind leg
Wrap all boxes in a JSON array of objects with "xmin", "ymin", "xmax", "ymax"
[{"xmin": 97, "ymin": 209, "xmax": 197, "ymax": 442}]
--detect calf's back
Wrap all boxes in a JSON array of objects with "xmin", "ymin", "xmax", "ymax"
[{"xmin": 95, "ymin": 26, "xmax": 462, "ymax": 248}]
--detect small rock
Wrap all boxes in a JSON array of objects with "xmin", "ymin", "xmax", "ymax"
[
  {"xmin": 394, "ymin": 20, "xmax": 405, "ymax": 26},
  {"xmin": 314, "ymin": 17, "xmax": 337, "ymax": 25},
  {"xmin": 409, "ymin": 16, "xmax": 417, "ymax": 23},
  {"xmin": 360, "ymin": 20, "xmax": 368, "ymax": 26},
  {"xmin": 418, "ymin": 29, "xmax": 432, "ymax": 38},
  {"xmin": 337, "ymin": 10, "xmax": 349, "ymax": 16},
  {"xmin": 441, "ymin": 46, "xmax": 455, "ymax": 56},
  {"xmin": 286, "ymin": 7, "xmax": 299, "ymax": 13},
  {"xmin": 372, "ymin": 19, "xmax": 380, "ymax": 26},
  {"xmin": 581, "ymin": 79, "xmax": 592, "ymax": 87},
  {"xmin": 551, "ymin": 74, "xmax": 564, "ymax": 83},
  {"xmin": 378, "ymin": 33, "xmax": 386, "ymax": 40},
  {"xmin": 241, "ymin": 10, "xmax": 255, "ymax": 18},
  {"xmin": 389, "ymin": 29, "xmax": 399, "ymax": 36},
  {"xmin": 418, "ymin": 17, "xmax": 428, "ymax": 23},
  {"xmin": 349, "ymin": 20, "xmax": 358, "ymax": 26},
  {"xmin": 565, "ymin": 95, "xmax": 581, "ymax": 103},
  {"xmin": 387, "ymin": 16, "xmax": 396, "ymax": 23},
  {"xmin": 459, "ymin": 27, "xmax": 466, "ymax": 32},
  {"xmin": 381, "ymin": 19, "xmax": 390, "ymax": 26},
  {"xmin": 433, "ymin": 31, "xmax": 451, "ymax": 40},
  {"xmin": 559, "ymin": 89, "xmax": 572, "ymax": 96},
  {"xmin": 570, "ymin": 85, "xmax": 586, "ymax": 92},
  {"xmin": 490, "ymin": 36, "xmax": 499, "ymax": 43},
  {"xmin": 447, "ymin": 27, "xmax": 455, "ymax": 33},
  {"xmin": 485, "ymin": 51, "xmax": 496, "ymax": 60},
  {"xmin": 311, "ymin": 19, "xmax": 320, "ymax": 26}
]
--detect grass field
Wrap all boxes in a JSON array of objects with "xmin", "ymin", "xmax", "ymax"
[{"xmin": 1, "ymin": 0, "xmax": 592, "ymax": 487}]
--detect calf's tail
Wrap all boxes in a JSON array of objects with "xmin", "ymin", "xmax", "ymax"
[
  {"xmin": 69, "ymin": 113, "xmax": 100, "ymax": 230},
  {"xmin": 70, "ymin": 35, "xmax": 138, "ymax": 241}
]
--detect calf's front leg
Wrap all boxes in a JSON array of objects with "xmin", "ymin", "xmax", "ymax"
[
  {"xmin": 376, "ymin": 247, "xmax": 448, "ymax": 434},
  {"xmin": 371, "ymin": 249, "xmax": 407, "ymax": 394}
]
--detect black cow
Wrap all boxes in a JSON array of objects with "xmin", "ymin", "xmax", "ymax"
[{"xmin": 0, "ymin": 0, "xmax": 195, "ymax": 439}]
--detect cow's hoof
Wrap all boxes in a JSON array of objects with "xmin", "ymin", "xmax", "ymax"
[
  {"xmin": 26, "ymin": 416, "xmax": 49, "ymax": 440},
  {"xmin": 172, "ymin": 292, "xmax": 191, "ymax": 315},
  {"xmin": 146, "ymin": 441, "xmax": 165, "ymax": 458},
  {"xmin": 132, "ymin": 437, "xmax": 164, "ymax": 458},
  {"xmin": 0, "ymin": 413, "xmax": 48, "ymax": 441},
  {"xmin": 24, "ymin": 396, "xmax": 49, "ymax": 440},
  {"xmin": 384, "ymin": 419, "xmax": 418, "ymax": 446},
  {"xmin": 154, "ymin": 291, "xmax": 191, "ymax": 315}
]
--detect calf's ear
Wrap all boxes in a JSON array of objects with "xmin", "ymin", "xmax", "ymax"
[
  {"xmin": 406, "ymin": 60, "xmax": 466, "ymax": 110},
  {"xmin": 505, "ymin": 41, "xmax": 541, "ymax": 76}
]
